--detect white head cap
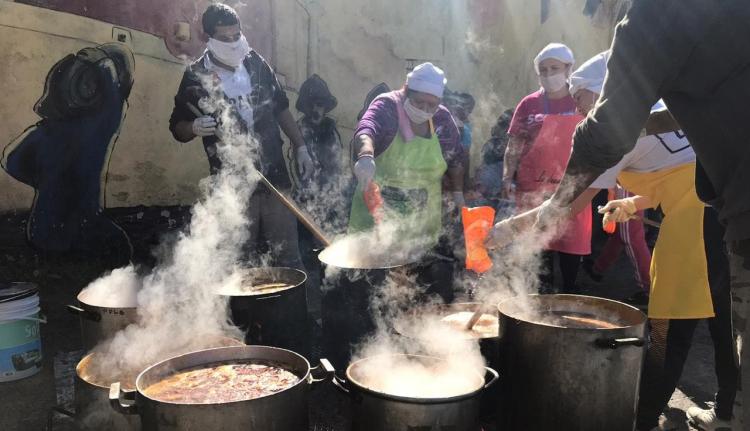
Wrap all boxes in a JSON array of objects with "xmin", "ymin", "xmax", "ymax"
[
  {"xmin": 568, "ymin": 51, "xmax": 610, "ymax": 97},
  {"xmin": 533, "ymin": 43, "xmax": 575, "ymax": 74},
  {"xmin": 406, "ymin": 62, "xmax": 447, "ymax": 98}
]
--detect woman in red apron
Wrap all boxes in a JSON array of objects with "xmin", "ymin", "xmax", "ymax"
[{"xmin": 502, "ymin": 43, "xmax": 592, "ymax": 293}]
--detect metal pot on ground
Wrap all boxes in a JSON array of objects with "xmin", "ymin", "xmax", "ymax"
[
  {"xmin": 68, "ymin": 289, "xmax": 138, "ymax": 352},
  {"xmin": 330, "ymin": 353, "xmax": 499, "ymax": 431},
  {"xmin": 75, "ymin": 337, "xmax": 244, "ymax": 430},
  {"xmin": 497, "ymin": 294, "xmax": 647, "ymax": 431},
  {"xmin": 217, "ymin": 267, "xmax": 310, "ymax": 358},
  {"xmin": 109, "ymin": 345, "xmax": 332, "ymax": 431}
]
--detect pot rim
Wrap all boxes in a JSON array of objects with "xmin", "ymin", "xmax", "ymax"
[
  {"xmin": 497, "ymin": 293, "xmax": 646, "ymax": 330},
  {"xmin": 214, "ymin": 267, "xmax": 308, "ymax": 298},
  {"xmin": 345, "ymin": 353, "xmax": 488, "ymax": 404},
  {"xmin": 134, "ymin": 345, "xmax": 311, "ymax": 406},
  {"xmin": 77, "ymin": 290, "xmax": 138, "ymax": 311},
  {"xmin": 394, "ymin": 302, "xmax": 500, "ymax": 341}
]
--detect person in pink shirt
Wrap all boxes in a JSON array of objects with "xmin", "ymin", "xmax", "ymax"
[{"xmin": 502, "ymin": 43, "xmax": 592, "ymax": 293}]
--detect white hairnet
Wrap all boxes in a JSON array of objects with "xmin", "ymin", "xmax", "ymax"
[
  {"xmin": 406, "ymin": 62, "xmax": 447, "ymax": 98},
  {"xmin": 533, "ymin": 43, "xmax": 575, "ymax": 74},
  {"xmin": 568, "ymin": 51, "xmax": 610, "ymax": 97}
]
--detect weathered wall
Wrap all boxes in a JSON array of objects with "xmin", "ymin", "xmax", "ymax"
[{"xmin": 0, "ymin": 0, "xmax": 617, "ymax": 212}]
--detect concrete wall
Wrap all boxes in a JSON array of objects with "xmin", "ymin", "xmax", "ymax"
[{"xmin": 0, "ymin": 0, "xmax": 618, "ymax": 212}]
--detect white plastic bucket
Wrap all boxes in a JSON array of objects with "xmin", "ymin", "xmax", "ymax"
[{"xmin": 0, "ymin": 285, "xmax": 44, "ymax": 382}]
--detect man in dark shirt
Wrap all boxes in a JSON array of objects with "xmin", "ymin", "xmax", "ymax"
[
  {"xmin": 533, "ymin": 1, "xmax": 750, "ymax": 428},
  {"xmin": 169, "ymin": 4, "xmax": 311, "ymax": 269}
]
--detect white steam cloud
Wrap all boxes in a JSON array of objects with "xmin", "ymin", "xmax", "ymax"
[{"xmin": 81, "ymin": 72, "xmax": 265, "ymax": 385}]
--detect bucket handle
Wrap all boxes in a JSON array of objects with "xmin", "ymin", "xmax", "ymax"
[
  {"xmin": 309, "ymin": 358, "xmax": 336, "ymax": 385},
  {"xmin": 483, "ymin": 366, "xmax": 500, "ymax": 390},
  {"xmin": 109, "ymin": 382, "xmax": 138, "ymax": 415},
  {"xmin": 595, "ymin": 337, "xmax": 646, "ymax": 349},
  {"xmin": 66, "ymin": 304, "xmax": 102, "ymax": 322}
]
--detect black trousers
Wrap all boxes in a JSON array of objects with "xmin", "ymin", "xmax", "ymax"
[
  {"xmin": 540, "ymin": 251, "xmax": 582, "ymax": 294},
  {"xmin": 636, "ymin": 208, "xmax": 739, "ymax": 429}
]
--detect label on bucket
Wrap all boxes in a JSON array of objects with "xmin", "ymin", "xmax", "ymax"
[{"xmin": 0, "ymin": 317, "xmax": 42, "ymax": 382}]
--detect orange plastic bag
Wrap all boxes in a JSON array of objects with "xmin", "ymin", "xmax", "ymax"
[
  {"xmin": 462, "ymin": 206, "xmax": 496, "ymax": 273},
  {"xmin": 364, "ymin": 181, "xmax": 384, "ymax": 224}
]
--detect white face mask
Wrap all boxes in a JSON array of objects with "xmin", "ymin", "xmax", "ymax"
[
  {"xmin": 207, "ymin": 34, "xmax": 250, "ymax": 68},
  {"xmin": 539, "ymin": 72, "xmax": 568, "ymax": 93},
  {"xmin": 404, "ymin": 98, "xmax": 435, "ymax": 124}
]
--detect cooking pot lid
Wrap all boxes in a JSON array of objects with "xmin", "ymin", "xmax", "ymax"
[{"xmin": 0, "ymin": 282, "xmax": 38, "ymax": 302}]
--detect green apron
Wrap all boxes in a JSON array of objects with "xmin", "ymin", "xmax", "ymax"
[{"xmin": 349, "ymin": 120, "xmax": 448, "ymax": 247}]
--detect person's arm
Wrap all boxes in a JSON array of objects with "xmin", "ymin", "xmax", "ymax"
[
  {"xmin": 169, "ymin": 70, "xmax": 210, "ymax": 142},
  {"xmin": 278, "ymin": 109, "xmax": 305, "ymax": 150},
  {"xmin": 551, "ymin": 0, "xmax": 700, "ymax": 208},
  {"xmin": 501, "ymin": 136, "xmax": 526, "ymax": 198},
  {"xmin": 354, "ymin": 134, "xmax": 375, "ymax": 158}
]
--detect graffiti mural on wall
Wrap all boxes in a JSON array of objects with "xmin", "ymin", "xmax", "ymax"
[{"xmin": 1, "ymin": 43, "xmax": 134, "ymax": 260}]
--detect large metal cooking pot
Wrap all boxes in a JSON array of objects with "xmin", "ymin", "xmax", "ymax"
[
  {"xmin": 318, "ymin": 239, "xmax": 422, "ymax": 371},
  {"xmin": 216, "ymin": 267, "xmax": 310, "ymax": 357},
  {"xmin": 497, "ymin": 294, "xmax": 647, "ymax": 431},
  {"xmin": 68, "ymin": 289, "xmax": 138, "ymax": 351},
  {"xmin": 331, "ymin": 353, "xmax": 498, "ymax": 431},
  {"xmin": 75, "ymin": 352, "xmax": 141, "ymax": 431},
  {"xmin": 76, "ymin": 337, "xmax": 244, "ymax": 430},
  {"xmin": 393, "ymin": 302, "xmax": 500, "ymax": 421},
  {"xmin": 109, "ymin": 345, "xmax": 332, "ymax": 431}
]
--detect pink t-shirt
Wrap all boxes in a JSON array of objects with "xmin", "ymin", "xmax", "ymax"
[{"xmin": 507, "ymin": 89, "xmax": 577, "ymax": 142}]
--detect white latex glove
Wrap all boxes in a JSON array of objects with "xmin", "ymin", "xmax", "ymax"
[
  {"xmin": 598, "ymin": 197, "xmax": 639, "ymax": 225},
  {"xmin": 452, "ymin": 191, "xmax": 466, "ymax": 210},
  {"xmin": 192, "ymin": 115, "xmax": 217, "ymax": 137},
  {"xmin": 353, "ymin": 155, "xmax": 376, "ymax": 185},
  {"xmin": 296, "ymin": 146, "xmax": 314, "ymax": 181},
  {"xmin": 486, "ymin": 217, "xmax": 517, "ymax": 250}
]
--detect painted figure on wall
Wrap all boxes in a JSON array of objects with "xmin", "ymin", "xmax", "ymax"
[{"xmin": 1, "ymin": 43, "xmax": 134, "ymax": 261}]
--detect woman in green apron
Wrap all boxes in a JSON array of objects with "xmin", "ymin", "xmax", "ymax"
[
  {"xmin": 350, "ymin": 63, "xmax": 466, "ymax": 253},
  {"xmin": 320, "ymin": 64, "xmax": 465, "ymax": 369}
]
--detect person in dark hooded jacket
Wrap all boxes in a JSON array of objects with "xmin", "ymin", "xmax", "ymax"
[{"xmin": 293, "ymin": 74, "xmax": 348, "ymax": 232}]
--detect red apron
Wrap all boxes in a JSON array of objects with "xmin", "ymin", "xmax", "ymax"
[{"xmin": 515, "ymin": 113, "xmax": 591, "ymax": 255}]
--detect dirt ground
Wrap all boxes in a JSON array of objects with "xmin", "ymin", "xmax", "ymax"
[{"xmin": 0, "ymin": 217, "xmax": 719, "ymax": 431}]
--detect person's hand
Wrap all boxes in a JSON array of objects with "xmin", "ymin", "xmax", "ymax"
[
  {"xmin": 192, "ymin": 115, "xmax": 217, "ymax": 137},
  {"xmin": 296, "ymin": 146, "xmax": 314, "ymax": 181},
  {"xmin": 598, "ymin": 197, "xmax": 638, "ymax": 225},
  {"xmin": 486, "ymin": 217, "xmax": 517, "ymax": 250},
  {"xmin": 354, "ymin": 155, "xmax": 376, "ymax": 185}
]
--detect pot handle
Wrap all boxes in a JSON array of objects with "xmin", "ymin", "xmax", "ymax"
[
  {"xmin": 109, "ymin": 382, "xmax": 138, "ymax": 415},
  {"xmin": 595, "ymin": 337, "xmax": 646, "ymax": 349},
  {"xmin": 331, "ymin": 374, "xmax": 351, "ymax": 395},
  {"xmin": 309, "ymin": 358, "xmax": 336, "ymax": 385},
  {"xmin": 483, "ymin": 366, "xmax": 500, "ymax": 389},
  {"xmin": 66, "ymin": 304, "xmax": 102, "ymax": 322}
]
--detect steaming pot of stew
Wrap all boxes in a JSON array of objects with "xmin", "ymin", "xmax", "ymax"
[
  {"xmin": 497, "ymin": 294, "xmax": 647, "ymax": 431},
  {"xmin": 216, "ymin": 267, "xmax": 310, "ymax": 357},
  {"xmin": 68, "ymin": 289, "xmax": 138, "ymax": 352},
  {"xmin": 75, "ymin": 336, "xmax": 243, "ymax": 430},
  {"xmin": 109, "ymin": 345, "xmax": 332, "ymax": 431},
  {"xmin": 330, "ymin": 353, "xmax": 498, "ymax": 431}
]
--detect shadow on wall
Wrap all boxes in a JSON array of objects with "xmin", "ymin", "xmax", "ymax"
[{"xmin": 1, "ymin": 43, "xmax": 134, "ymax": 263}]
